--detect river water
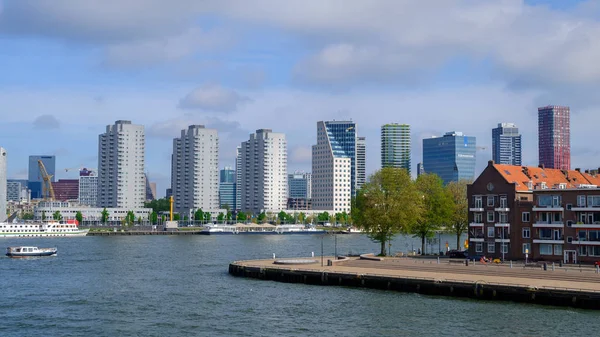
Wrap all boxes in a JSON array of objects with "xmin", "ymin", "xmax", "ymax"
[{"xmin": 0, "ymin": 234, "xmax": 597, "ymax": 337}]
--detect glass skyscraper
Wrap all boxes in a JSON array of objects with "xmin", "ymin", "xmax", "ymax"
[
  {"xmin": 219, "ymin": 166, "xmax": 236, "ymax": 209},
  {"xmin": 288, "ymin": 171, "xmax": 311, "ymax": 199},
  {"xmin": 381, "ymin": 123, "xmax": 411, "ymax": 173},
  {"xmin": 422, "ymin": 131, "xmax": 476, "ymax": 184},
  {"xmin": 28, "ymin": 155, "xmax": 56, "ymax": 199},
  {"xmin": 324, "ymin": 121, "xmax": 357, "ymax": 196},
  {"xmin": 492, "ymin": 123, "xmax": 522, "ymax": 166}
]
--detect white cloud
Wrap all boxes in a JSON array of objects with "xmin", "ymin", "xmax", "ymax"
[{"xmin": 178, "ymin": 84, "xmax": 251, "ymax": 113}]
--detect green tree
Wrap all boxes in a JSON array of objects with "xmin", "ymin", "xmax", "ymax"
[
  {"xmin": 277, "ymin": 211, "xmax": 288, "ymax": 223},
  {"xmin": 353, "ymin": 168, "xmax": 422, "ymax": 256},
  {"xmin": 53, "ymin": 210, "xmax": 63, "ymax": 221},
  {"xmin": 298, "ymin": 212, "xmax": 306, "ymax": 224},
  {"xmin": 75, "ymin": 211, "xmax": 83, "ymax": 224},
  {"xmin": 217, "ymin": 212, "xmax": 225, "ymax": 223},
  {"xmin": 161, "ymin": 215, "xmax": 166, "ymax": 222},
  {"xmin": 446, "ymin": 180, "xmax": 471, "ymax": 251},
  {"xmin": 149, "ymin": 211, "xmax": 158, "ymax": 224},
  {"xmin": 137, "ymin": 216, "xmax": 143, "ymax": 225},
  {"xmin": 183, "ymin": 215, "xmax": 189, "ymax": 221},
  {"xmin": 144, "ymin": 198, "xmax": 171, "ymax": 213},
  {"xmin": 236, "ymin": 211, "xmax": 247, "ymax": 222},
  {"xmin": 125, "ymin": 211, "xmax": 135, "ymax": 226},
  {"xmin": 42, "ymin": 211, "xmax": 47, "ymax": 221},
  {"xmin": 173, "ymin": 213, "xmax": 181, "ymax": 221},
  {"xmin": 335, "ymin": 212, "xmax": 343, "ymax": 224},
  {"xmin": 317, "ymin": 212, "xmax": 330, "ymax": 223},
  {"xmin": 257, "ymin": 212, "xmax": 267, "ymax": 223},
  {"xmin": 194, "ymin": 209, "xmax": 204, "ymax": 222},
  {"xmin": 21, "ymin": 212, "xmax": 34, "ymax": 220},
  {"xmin": 203, "ymin": 212, "xmax": 211, "ymax": 223},
  {"xmin": 226, "ymin": 211, "xmax": 232, "ymax": 223},
  {"xmin": 101, "ymin": 208, "xmax": 109, "ymax": 224},
  {"xmin": 411, "ymin": 174, "xmax": 454, "ymax": 254}
]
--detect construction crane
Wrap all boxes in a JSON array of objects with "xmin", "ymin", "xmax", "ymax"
[
  {"xmin": 38, "ymin": 160, "xmax": 56, "ymax": 201},
  {"xmin": 477, "ymin": 146, "xmax": 487, "ymax": 151},
  {"xmin": 64, "ymin": 165, "xmax": 83, "ymax": 173}
]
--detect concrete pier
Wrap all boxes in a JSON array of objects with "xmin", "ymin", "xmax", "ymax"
[
  {"xmin": 229, "ymin": 256, "xmax": 600, "ymax": 309},
  {"xmin": 86, "ymin": 230, "xmax": 203, "ymax": 236}
]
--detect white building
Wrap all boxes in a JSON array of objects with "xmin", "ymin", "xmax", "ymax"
[
  {"xmin": 171, "ymin": 125, "xmax": 220, "ymax": 217},
  {"xmin": 312, "ymin": 122, "xmax": 352, "ymax": 213},
  {"xmin": 97, "ymin": 120, "xmax": 145, "ymax": 209},
  {"xmin": 79, "ymin": 169, "xmax": 98, "ymax": 207},
  {"xmin": 240, "ymin": 129, "xmax": 287, "ymax": 214},
  {"xmin": 7, "ymin": 180, "xmax": 30, "ymax": 203},
  {"xmin": 0, "ymin": 147, "xmax": 7, "ymax": 222},
  {"xmin": 34, "ymin": 201, "xmax": 152, "ymax": 223}
]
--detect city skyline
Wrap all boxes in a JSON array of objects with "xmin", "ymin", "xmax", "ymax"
[{"xmin": 2, "ymin": 1, "xmax": 600, "ymax": 196}]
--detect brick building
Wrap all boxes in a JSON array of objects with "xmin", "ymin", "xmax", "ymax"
[{"xmin": 468, "ymin": 161, "xmax": 600, "ymax": 264}]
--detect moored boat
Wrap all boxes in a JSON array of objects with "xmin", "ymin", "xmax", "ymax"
[
  {"xmin": 6, "ymin": 246, "xmax": 57, "ymax": 257},
  {"xmin": 0, "ymin": 220, "xmax": 89, "ymax": 238}
]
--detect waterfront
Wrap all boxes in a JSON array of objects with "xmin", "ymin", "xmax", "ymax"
[{"xmin": 1, "ymin": 234, "xmax": 598, "ymax": 337}]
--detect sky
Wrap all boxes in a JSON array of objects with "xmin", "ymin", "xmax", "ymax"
[{"xmin": 1, "ymin": 0, "xmax": 600, "ymax": 197}]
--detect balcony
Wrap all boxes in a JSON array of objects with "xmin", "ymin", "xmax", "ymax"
[
  {"xmin": 469, "ymin": 207, "xmax": 484, "ymax": 212},
  {"xmin": 533, "ymin": 222, "xmax": 564, "ymax": 228},
  {"xmin": 495, "ymin": 238, "xmax": 511, "ymax": 243},
  {"xmin": 494, "ymin": 207, "xmax": 510, "ymax": 212},
  {"xmin": 571, "ymin": 240, "xmax": 600, "ymax": 245},
  {"xmin": 469, "ymin": 237, "xmax": 484, "ymax": 242},
  {"xmin": 571, "ymin": 223, "xmax": 600, "ymax": 229},
  {"xmin": 532, "ymin": 206, "xmax": 564, "ymax": 212},
  {"xmin": 469, "ymin": 223, "xmax": 484, "ymax": 227},
  {"xmin": 494, "ymin": 223, "xmax": 510, "ymax": 228},
  {"xmin": 533, "ymin": 238, "xmax": 565, "ymax": 244},
  {"xmin": 571, "ymin": 206, "xmax": 600, "ymax": 212}
]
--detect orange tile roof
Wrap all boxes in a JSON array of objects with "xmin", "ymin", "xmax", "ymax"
[{"xmin": 492, "ymin": 163, "xmax": 598, "ymax": 191}]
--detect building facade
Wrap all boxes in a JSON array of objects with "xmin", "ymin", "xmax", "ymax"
[
  {"xmin": 171, "ymin": 125, "xmax": 220, "ymax": 216},
  {"xmin": 0, "ymin": 147, "xmax": 6, "ymax": 222},
  {"xmin": 288, "ymin": 171, "xmax": 312, "ymax": 199},
  {"xmin": 381, "ymin": 123, "xmax": 411, "ymax": 173},
  {"xmin": 219, "ymin": 167, "xmax": 236, "ymax": 209},
  {"xmin": 144, "ymin": 173, "xmax": 157, "ymax": 201},
  {"xmin": 357, "ymin": 136, "xmax": 366, "ymax": 192},
  {"xmin": 468, "ymin": 161, "xmax": 600, "ymax": 264},
  {"xmin": 235, "ymin": 146, "xmax": 242, "ymax": 211},
  {"xmin": 492, "ymin": 123, "xmax": 522, "ymax": 166},
  {"xmin": 538, "ymin": 105, "xmax": 570, "ymax": 170},
  {"xmin": 422, "ymin": 131, "xmax": 476, "ymax": 184},
  {"xmin": 78, "ymin": 169, "xmax": 98, "ymax": 207},
  {"xmin": 34, "ymin": 201, "xmax": 152, "ymax": 224},
  {"xmin": 312, "ymin": 121, "xmax": 352, "ymax": 213},
  {"xmin": 28, "ymin": 155, "xmax": 56, "ymax": 199},
  {"xmin": 7, "ymin": 179, "xmax": 30, "ymax": 203},
  {"xmin": 417, "ymin": 162, "xmax": 425, "ymax": 177},
  {"xmin": 240, "ymin": 129, "xmax": 288, "ymax": 214},
  {"xmin": 53, "ymin": 179, "xmax": 79, "ymax": 201},
  {"xmin": 97, "ymin": 120, "xmax": 145, "ymax": 209}
]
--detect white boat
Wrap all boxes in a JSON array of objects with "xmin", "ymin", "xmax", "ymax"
[
  {"xmin": 0, "ymin": 221, "xmax": 89, "ymax": 238},
  {"xmin": 6, "ymin": 246, "xmax": 57, "ymax": 257}
]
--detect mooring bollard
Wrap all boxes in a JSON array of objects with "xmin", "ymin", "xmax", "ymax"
[
  {"xmin": 312, "ymin": 252, "xmax": 314, "ymax": 257},
  {"xmin": 273, "ymin": 253, "xmax": 276, "ymax": 259},
  {"xmin": 510, "ymin": 261, "xmax": 513, "ymax": 268},
  {"xmin": 437, "ymin": 257, "xmax": 440, "ymax": 264},
  {"xmin": 552, "ymin": 262, "xmax": 555, "ymax": 271},
  {"xmin": 596, "ymin": 265, "xmax": 599, "ymax": 274}
]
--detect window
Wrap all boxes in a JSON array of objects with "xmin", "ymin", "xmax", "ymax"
[
  {"xmin": 501, "ymin": 244, "xmax": 508, "ymax": 254},
  {"xmin": 474, "ymin": 213, "xmax": 483, "ymax": 223},
  {"xmin": 579, "ymin": 246, "xmax": 587, "ymax": 256},
  {"xmin": 554, "ymin": 245, "xmax": 562, "ymax": 256},
  {"xmin": 540, "ymin": 244, "xmax": 553, "ymax": 255},
  {"xmin": 499, "ymin": 196, "xmax": 508, "ymax": 208},
  {"xmin": 522, "ymin": 212, "xmax": 530, "ymax": 222},
  {"xmin": 588, "ymin": 196, "xmax": 600, "ymax": 207},
  {"xmin": 499, "ymin": 212, "xmax": 508, "ymax": 223},
  {"xmin": 487, "ymin": 195, "xmax": 496, "ymax": 207},
  {"xmin": 523, "ymin": 243, "xmax": 531, "ymax": 254},
  {"xmin": 590, "ymin": 246, "xmax": 600, "ymax": 257},
  {"xmin": 522, "ymin": 227, "xmax": 530, "ymax": 238},
  {"xmin": 487, "ymin": 227, "xmax": 495, "ymax": 238},
  {"xmin": 553, "ymin": 213, "xmax": 561, "ymax": 223},
  {"xmin": 578, "ymin": 195, "xmax": 586, "ymax": 207},
  {"xmin": 487, "ymin": 243, "xmax": 495, "ymax": 253},
  {"xmin": 475, "ymin": 243, "xmax": 483, "ymax": 253},
  {"xmin": 487, "ymin": 212, "xmax": 495, "ymax": 223}
]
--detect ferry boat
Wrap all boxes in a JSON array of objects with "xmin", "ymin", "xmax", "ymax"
[
  {"xmin": 0, "ymin": 221, "xmax": 89, "ymax": 238},
  {"xmin": 6, "ymin": 246, "xmax": 57, "ymax": 257}
]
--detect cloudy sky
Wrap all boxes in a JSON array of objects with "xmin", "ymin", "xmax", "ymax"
[{"xmin": 1, "ymin": 0, "xmax": 600, "ymax": 196}]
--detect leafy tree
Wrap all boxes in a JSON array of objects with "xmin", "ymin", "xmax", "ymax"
[
  {"xmin": 101, "ymin": 208, "xmax": 109, "ymax": 224},
  {"xmin": 236, "ymin": 211, "xmax": 247, "ymax": 222},
  {"xmin": 203, "ymin": 212, "xmax": 211, "ymax": 223},
  {"xmin": 173, "ymin": 213, "xmax": 181, "ymax": 221},
  {"xmin": 183, "ymin": 215, "xmax": 189, "ymax": 221},
  {"xmin": 317, "ymin": 212, "xmax": 330, "ymax": 223},
  {"xmin": 42, "ymin": 211, "xmax": 47, "ymax": 221},
  {"xmin": 226, "ymin": 211, "xmax": 232, "ymax": 222},
  {"xmin": 194, "ymin": 209, "xmax": 204, "ymax": 222},
  {"xmin": 446, "ymin": 180, "xmax": 470, "ymax": 251},
  {"xmin": 149, "ymin": 211, "xmax": 158, "ymax": 224},
  {"xmin": 257, "ymin": 212, "xmax": 267, "ymax": 223},
  {"xmin": 75, "ymin": 211, "xmax": 83, "ymax": 224},
  {"xmin": 125, "ymin": 211, "xmax": 135, "ymax": 226},
  {"xmin": 278, "ymin": 211, "xmax": 288, "ymax": 223},
  {"xmin": 53, "ymin": 211, "xmax": 63, "ymax": 221},
  {"xmin": 305, "ymin": 215, "xmax": 314, "ymax": 225},
  {"xmin": 335, "ymin": 212, "xmax": 344, "ymax": 224},
  {"xmin": 137, "ymin": 216, "xmax": 143, "ymax": 225},
  {"xmin": 340, "ymin": 212, "xmax": 349, "ymax": 225},
  {"xmin": 144, "ymin": 198, "xmax": 171, "ymax": 213},
  {"xmin": 21, "ymin": 212, "xmax": 34, "ymax": 220},
  {"xmin": 353, "ymin": 168, "xmax": 422, "ymax": 256},
  {"xmin": 411, "ymin": 174, "xmax": 454, "ymax": 254},
  {"xmin": 298, "ymin": 212, "xmax": 306, "ymax": 224},
  {"xmin": 217, "ymin": 212, "xmax": 225, "ymax": 223},
  {"xmin": 161, "ymin": 215, "xmax": 166, "ymax": 222}
]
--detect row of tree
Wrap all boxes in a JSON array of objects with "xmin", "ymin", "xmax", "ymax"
[{"xmin": 353, "ymin": 168, "xmax": 468, "ymax": 256}]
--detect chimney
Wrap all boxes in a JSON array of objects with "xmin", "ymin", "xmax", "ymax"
[
  {"xmin": 585, "ymin": 169, "xmax": 589, "ymax": 174},
  {"xmin": 522, "ymin": 167, "xmax": 531, "ymax": 179},
  {"xmin": 539, "ymin": 164, "xmax": 545, "ymax": 169},
  {"xmin": 488, "ymin": 160, "xmax": 494, "ymax": 167},
  {"xmin": 575, "ymin": 168, "xmax": 581, "ymax": 172}
]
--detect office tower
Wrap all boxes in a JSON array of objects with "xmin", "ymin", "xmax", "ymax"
[
  {"xmin": 7, "ymin": 180, "xmax": 30, "ymax": 203},
  {"xmin": 53, "ymin": 179, "xmax": 79, "ymax": 201},
  {"xmin": 171, "ymin": 125, "xmax": 219, "ymax": 216},
  {"xmin": 240, "ymin": 129, "xmax": 287, "ymax": 214},
  {"xmin": 492, "ymin": 123, "xmax": 522, "ymax": 165},
  {"xmin": 235, "ymin": 146, "xmax": 242, "ymax": 211},
  {"xmin": 0, "ymin": 147, "xmax": 6, "ymax": 221},
  {"xmin": 78, "ymin": 168, "xmax": 98, "ymax": 207},
  {"xmin": 357, "ymin": 136, "xmax": 366, "ymax": 191},
  {"xmin": 219, "ymin": 166, "xmax": 236, "ymax": 209},
  {"xmin": 538, "ymin": 105, "xmax": 570, "ymax": 170},
  {"xmin": 422, "ymin": 131, "xmax": 476, "ymax": 184},
  {"xmin": 381, "ymin": 123, "xmax": 411, "ymax": 173},
  {"xmin": 165, "ymin": 188, "xmax": 173, "ymax": 198},
  {"xmin": 417, "ymin": 162, "xmax": 425, "ymax": 177},
  {"xmin": 97, "ymin": 120, "xmax": 146, "ymax": 209},
  {"xmin": 144, "ymin": 173, "xmax": 156, "ymax": 201},
  {"xmin": 28, "ymin": 155, "xmax": 56, "ymax": 199},
  {"xmin": 288, "ymin": 171, "xmax": 312, "ymax": 199},
  {"xmin": 312, "ymin": 121, "xmax": 353, "ymax": 213}
]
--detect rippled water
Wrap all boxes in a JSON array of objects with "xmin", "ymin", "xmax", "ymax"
[{"xmin": 0, "ymin": 234, "xmax": 597, "ymax": 337}]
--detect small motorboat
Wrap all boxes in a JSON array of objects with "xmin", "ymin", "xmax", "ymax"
[{"xmin": 6, "ymin": 246, "xmax": 57, "ymax": 257}]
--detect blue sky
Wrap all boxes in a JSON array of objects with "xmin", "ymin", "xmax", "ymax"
[{"xmin": 2, "ymin": 0, "xmax": 600, "ymax": 196}]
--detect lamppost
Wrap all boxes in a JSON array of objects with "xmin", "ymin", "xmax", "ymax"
[{"xmin": 321, "ymin": 234, "xmax": 324, "ymax": 267}]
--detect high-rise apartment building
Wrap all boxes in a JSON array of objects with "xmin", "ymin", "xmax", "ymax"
[
  {"xmin": 538, "ymin": 105, "xmax": 570, "ymax": 170},
  {"xmin": 219, "ymin": 167, "xmax": 236, "ymax": 209},
  {"xmin": 235, "ymin": 146, "xmax": 242, "ymax": 211},
  {"xmin": 240, "ymin": 129, "xmax": 287, "ymax": 214},
  {"xmin": 78, "ymin": 168, "xmax": 98, "ymax": 207},
  {"xmin": 422, "ymin": 131, "xmax": 476, "ymax": 184},
  {"xmin": 7, "ymin": 180, "xmax": 30, "ymax": 203},
  {"xmin": 0, "ymin": 147, "xmax": 6, "ymax": 221},
  {"xmin": 171, "ymin": 125, "xmax": 220, "ymax": 216},
  {"xmin": 288, "ymin": 171, "xmax": 312, "ymax": 199},
  {"xmin": 312, "ymin": 121, "xmax": 353, "ymax": 213},
  {"xmin": 492, "ymin": 123, "xmax": 522, "ymax": 166},
  {"xmin": 381, "ymin": 123, "xmax": 411, "ymax": 173},
  {"xmin": 417, "ymin": 162, "xmax": 425, "ymax": 177},
  {"xmin": 144, "ymin": 173, "xmax": 157, "ymax": 201},
  {"xmin": 97, "ymin": 120, "xmax": 146, "ymax": 209},
  {"xmin": 28, "ymin": 155, "xmax": 55, "ymax": 199},
  {"xmin": 357, "ymin": 136, "xmax": 366, "ymax": 191}
]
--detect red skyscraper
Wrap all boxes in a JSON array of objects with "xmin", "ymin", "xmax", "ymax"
[{"xmin": 538, "ymin": 105, "xmax": 570, "ymax": 170}]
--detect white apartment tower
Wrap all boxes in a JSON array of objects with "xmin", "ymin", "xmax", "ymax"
[
  {"xmin": 171, "ymin": 125, "xmax": 220, "ymax": 216},
  {"xmin": 97, "ymin": 120, "xmax": 145, "ymax": 209},
  {"xmin": 240, "ymin": 129, "xmax": 287, "ymax": 214},
  {"xmin": 0, "ymin": 147, "xmax": 7, "ymax": 222},
  {"xmin": 312, "ymin": 121, "xmax": 352, "ymax": 213}
]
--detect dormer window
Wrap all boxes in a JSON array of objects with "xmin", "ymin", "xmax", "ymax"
[{"xmin": 541, "ymin": 182, "xmax": 547, "ymax": 189}]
